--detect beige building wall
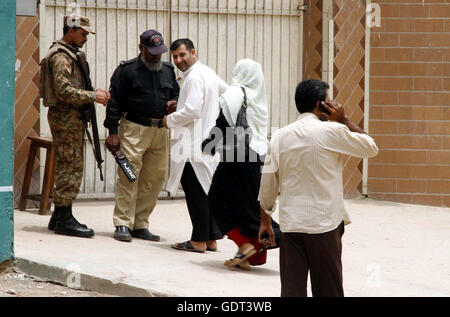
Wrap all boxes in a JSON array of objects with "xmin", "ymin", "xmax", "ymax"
[{"xmin": 368, "ymin": 1, "xmax": 450, "ymax": 207}]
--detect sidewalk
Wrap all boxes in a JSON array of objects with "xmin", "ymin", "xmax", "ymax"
[{"xmin": 13, "ymin": 198, "xmax": 450, "ymax": 297}]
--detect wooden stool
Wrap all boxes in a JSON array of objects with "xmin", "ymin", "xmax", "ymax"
[{"xmin": 19, "ymin": 136, "xmax": 56, "ymax": 215}]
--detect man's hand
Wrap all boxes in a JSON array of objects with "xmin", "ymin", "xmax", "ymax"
[
  {"xmin": 258, "ymin": 207, "xmax": 276, "ymax": 248},
  {"xmin": 95, "ymin": 89, "xmax": 110, "ymax": 106},
  {"xmin": 321, "ymin": 101, "xmax": 367, "ymax": 134},
  {"xmin": 167, "ymin": 100, "xmax": 178, "ymax": 114},
  {"xmin": 105, "ymin": 134, "xmax": 120, "ymax": 153},
  {"xmin": 320, "ymin": 100, "xmax": 346, "ymax": 124},
  {"xmin": 163, "ymin": 115, "xmax": 169, "ymax": 129}
]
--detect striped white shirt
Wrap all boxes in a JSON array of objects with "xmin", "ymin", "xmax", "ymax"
[{"xmin": 258, "ymin": 112, "xmax": 379, "ymax": 234}]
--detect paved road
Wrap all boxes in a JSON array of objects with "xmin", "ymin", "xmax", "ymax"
[{"xmin": 14, "ymin": 198, "xmax": 450, "ymax": 297}]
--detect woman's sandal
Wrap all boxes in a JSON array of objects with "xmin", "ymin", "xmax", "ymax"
[
  {"xmin": 236, "ymin": 260, "xmax": 251, "ymax": 271},
  {"xmin": 224, "ymin": 247, "xmax": 256, "ymax": 268}
]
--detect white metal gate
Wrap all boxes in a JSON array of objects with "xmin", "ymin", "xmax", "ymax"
[{"xmin": 39, "ymin": 0, "xmax": 304, "ymax": 198}]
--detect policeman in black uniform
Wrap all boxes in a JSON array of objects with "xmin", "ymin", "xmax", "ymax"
[{"xmin": 104, "ymin": 30, "xmax": 179, "ymax": 242}]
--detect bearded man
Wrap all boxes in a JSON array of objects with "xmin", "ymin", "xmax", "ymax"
[{"xmin": 104, "ymin": 30, "xmax": 179, "ymax": 242}]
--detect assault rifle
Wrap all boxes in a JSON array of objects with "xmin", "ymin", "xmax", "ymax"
[{"xmin": 76, "ymin": 52, "xmax": 104, "ymax": 181}]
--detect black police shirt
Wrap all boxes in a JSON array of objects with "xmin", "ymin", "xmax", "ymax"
[{"xmin": 104, "ymin": 54, "xmax": 180, "ymax": 134}]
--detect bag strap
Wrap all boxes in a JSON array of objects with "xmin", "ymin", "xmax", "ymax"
[
  {"xmin": 240, "ymin": 86, "xmax": 247, "ymax": 110},
  {"xmin": 235, "ymin": 86, "xmax": 250, "ymax": 131}
]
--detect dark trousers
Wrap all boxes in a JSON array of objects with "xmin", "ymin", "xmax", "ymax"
[
  {"xmin": 180, "ymin": 162, "xmax": 223, "ymax": 242},
  {"xmin": 279, "ymin": 222, "xmax": 345, "ymax": 297}
]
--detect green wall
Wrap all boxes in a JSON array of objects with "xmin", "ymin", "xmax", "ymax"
[{"xmin": 0, "ymin": 0, "xmax": 16, "ymax": 264}]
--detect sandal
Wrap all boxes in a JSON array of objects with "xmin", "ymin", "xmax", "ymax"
[
  {"xmin": 224, "ymin": 247, "xmax": 256, "ymax": 267},
  {"xmin": 237, "ymin": 260, "xmax": 251, "ymax": 271},
  {"xmin": 171, "ymin": 241, "xmax": 205, "ymax": 253},
  {"xmin": 224, "ymin": 259, "xmax": 251, "ymax": 271}
]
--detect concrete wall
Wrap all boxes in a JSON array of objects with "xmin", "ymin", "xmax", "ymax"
[
  {"xmin": 368, "ymin": 1, "xmax": 450, "ymax": 207},
  {"xmin": 0, "ymin": 0, "xmax": 16, "ymax": 264}
]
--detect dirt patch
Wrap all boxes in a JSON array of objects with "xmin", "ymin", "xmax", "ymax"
[{"xmin": 0, "ymin": 261, "xmax": 112, "ymax": 297}]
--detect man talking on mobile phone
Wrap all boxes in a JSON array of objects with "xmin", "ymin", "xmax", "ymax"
[{"xmin": 257, "ymin": 79, "xmax": 379, "ymax": 297}]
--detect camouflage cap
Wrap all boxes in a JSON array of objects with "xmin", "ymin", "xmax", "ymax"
[{"xmin": 64, "ymin": 15, "xmax": 95, "ymax": 34}]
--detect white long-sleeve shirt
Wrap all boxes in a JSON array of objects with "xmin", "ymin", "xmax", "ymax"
[
  {"xmin": 258, "ymin": 112, "xmax": 379, "ymax": 234},
  {"xmin": 165, "ymin": 61, "xmax": 228, "ymax": 196}
]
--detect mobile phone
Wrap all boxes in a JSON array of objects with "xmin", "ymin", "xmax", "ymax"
[
  {"xmin": 318, "ymin": 101, "xmax": 331, "ymax": 115},
  {"xmin": 260, "ymin": 232, "xmax": 271, "ymax": 244}
]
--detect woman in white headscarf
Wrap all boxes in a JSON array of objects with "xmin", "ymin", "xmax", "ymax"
[{"xmin": 202, "ymin": 59, "xmax": 280, "ymax": 270}]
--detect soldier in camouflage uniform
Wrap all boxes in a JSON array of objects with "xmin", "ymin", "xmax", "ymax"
[{"xmin": 40, "ymin": 15, "xmax": 110, "ymax": 238}]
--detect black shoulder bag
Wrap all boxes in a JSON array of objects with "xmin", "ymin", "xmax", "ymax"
[{"xmin": 233, "ymin": 87, "xmax": 252, "ymax": 161}]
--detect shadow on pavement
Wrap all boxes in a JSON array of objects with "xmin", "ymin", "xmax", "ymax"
[
  {"xmin": 189, "ymin": 259, "xmax": 280, "ymax": 277},
  {"xmin": 22, "ymin": 226, "xmax": 53, "ymax": 235}
]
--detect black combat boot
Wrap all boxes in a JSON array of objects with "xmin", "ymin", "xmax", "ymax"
[
  {"xmin": 48, "ymin": 205, "xmax": 87, "ymax": 231},
  {"xmin": 47, "ymin": 206, "xmax": 62, "ymax": 231},
  {"xmin": 68, "ymin": 204, "xmax": 87, "ymax": 228},
  {"xmin": 54, "ymin": 206, "xmax": 94, "ymax": 238}
]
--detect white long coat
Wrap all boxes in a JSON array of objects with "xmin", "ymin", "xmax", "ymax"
[{"xmin": 165, "ymin": 61, "xmax": 228, "ymax": 196}]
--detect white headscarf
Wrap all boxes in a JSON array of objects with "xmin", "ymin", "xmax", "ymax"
[{"xmin": 219, "ymin": 59, "xmax": 269, "ymax": 156}]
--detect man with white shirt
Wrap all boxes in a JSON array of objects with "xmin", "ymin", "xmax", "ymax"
[
  {"xmin": 258, "ymin": 79, "xmax": 378, "ymax": 297},
  {"xmin": 163, "ymin": 39, "xmax": 228, "ymax": 253}
]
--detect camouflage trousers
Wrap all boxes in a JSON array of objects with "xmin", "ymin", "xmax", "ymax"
[{"xmin": 48, "ymin": 103, "xmax": 86, "ymax": 207}]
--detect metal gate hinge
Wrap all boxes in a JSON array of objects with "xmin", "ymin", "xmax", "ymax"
[{"xmin": 298, "ymin": 4, "xmax": 309, "ymax": 13}]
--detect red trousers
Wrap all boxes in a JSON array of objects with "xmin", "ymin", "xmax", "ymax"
[{"xmin": 226, "ymin": 228, "xmax": 267, "ymax": 266}]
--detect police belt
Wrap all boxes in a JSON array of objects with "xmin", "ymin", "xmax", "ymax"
[{"xmin": 125, "ymin": 114, "xmax": 164, "ymax": 128}]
